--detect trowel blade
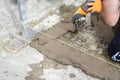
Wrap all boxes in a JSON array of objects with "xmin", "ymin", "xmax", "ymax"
[{"xmin": 60, "ymin": 20, "xmax": 76, "ymax": 32}]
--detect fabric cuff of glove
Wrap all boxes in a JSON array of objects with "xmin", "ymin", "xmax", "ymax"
[
  {"xmin": 72, "ymin": 13, "xmax": 85, "ymax": 24},
  {"xmin": 75, "ymin": 7, "xmax": 87, "ymax": 16}
]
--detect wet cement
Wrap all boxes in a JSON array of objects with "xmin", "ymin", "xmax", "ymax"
[{"xmin": 31, "ymin": 5, "xmax": 120, "ymax": 80}]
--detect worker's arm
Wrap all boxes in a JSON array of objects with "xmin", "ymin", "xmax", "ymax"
[{"xmin": 100, "ymin": 0, "xmax": 119, "ymax": 27}]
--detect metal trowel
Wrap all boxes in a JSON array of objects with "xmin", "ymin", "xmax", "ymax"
[
  {"xmin": 60, "ymin": 20, "xmax": 77, "ymax": 32},
  {"xmin": 60, "ymin": 18, "xmax": 85, "ymax": 32}
]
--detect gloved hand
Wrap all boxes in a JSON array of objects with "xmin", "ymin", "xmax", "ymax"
[
  {"xmin": 108, "ymin": 32, "xmax": 120, "ymax": 63},
  {"xmin": 72, "ymin": 13, "xmax": 86, "ymax": 27},
  {"xmin": 86, "ymin": 0, "xmax": 102, "ymax": 13},
  {"xmin": 72, "ymin": 0, "xmax": 102, "ymax": 26},
  {"xmin": 71, "ymin": 6, "xmax": 87, "ymax": 26}
]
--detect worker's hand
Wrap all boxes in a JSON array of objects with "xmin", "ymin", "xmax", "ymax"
[
  {"xmin": 108, "ymin": 32, "xmax": 120, "ymax": 63},
  {"xmin": 72, "ymin": 0, "xmax": 102, "ymax": 26},
  {"xmin": 71, "ymin": 13, "xmax": 86, "ymax": 26},
  {"xmin": 86, "ymin": 0, "xmax": 102, "ymax": 13},
  {"xmin": 75, "ymin": 0, "xmax": 102, "ymax": 15}
]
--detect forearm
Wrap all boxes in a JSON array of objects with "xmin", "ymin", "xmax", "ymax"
[{"xmin": 100, "ymin": 0, "xmax": 119, "ymax": 26}]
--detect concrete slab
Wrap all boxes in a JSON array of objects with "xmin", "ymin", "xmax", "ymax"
[
  {"xmin": 0, "ymin": 0, "xmax": 102, "ymax": 80},
  {"xmin": 4, "ymin": 39, "xmax": 26, "ymax": 53},
  {"xmin": 0, "ymin": 46, "xmax": 44, "ymax": 80},
  {"xmin": 31, "ymin": 30, "xmax": 120, "ymax": 80}
]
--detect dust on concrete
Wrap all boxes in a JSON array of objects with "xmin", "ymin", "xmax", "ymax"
[{"xmin": 69, "ymin": 73, "xmax": 76, "ymax": 78}]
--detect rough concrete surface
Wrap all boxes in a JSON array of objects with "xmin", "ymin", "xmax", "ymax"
[
  {"xmin": 26, "ymin": 58, "xmax": 100, "ymax": 80},
  {"xmin": 0, "ymin": 46, "xmax": 44, "ymax": 80},
  {"xmin": 0, "ymin": 0, "xmax": 104, "ymax": 80}
]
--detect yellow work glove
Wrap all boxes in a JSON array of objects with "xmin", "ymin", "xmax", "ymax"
[
  {"xmin": 72, "ymin": 0, "xmax": 102, "ymax": 26},
  {"xmin": 86, "ymin": 0, "xmax": 102, "ymax": 13}
]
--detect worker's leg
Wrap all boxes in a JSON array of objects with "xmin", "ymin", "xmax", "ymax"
[
  {"xmin": 104, "ymin": 0, "xmax": 120, "ymax": 63},
  {"xmin": 100, "ymin": 0, "xmax": 119, "ymax": 27}
]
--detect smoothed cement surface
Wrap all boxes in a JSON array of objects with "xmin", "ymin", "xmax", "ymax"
[{"xmin": 31, "ymin": 25, "xmax": 120, "ymax": 80}]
